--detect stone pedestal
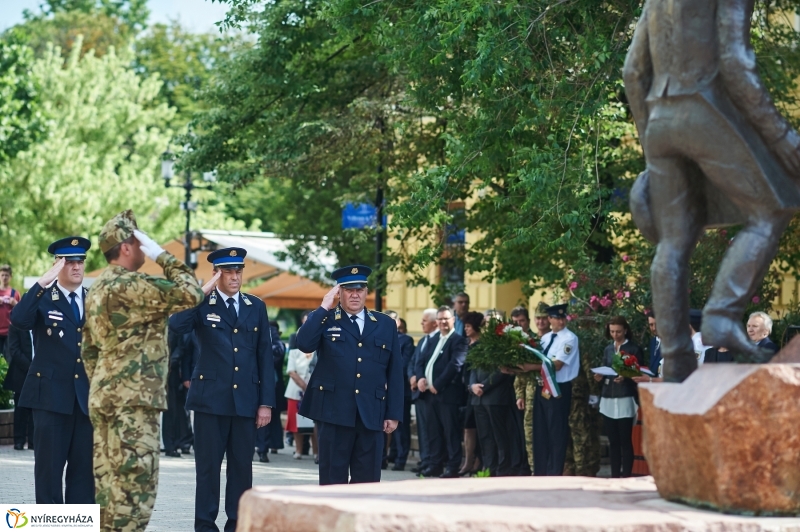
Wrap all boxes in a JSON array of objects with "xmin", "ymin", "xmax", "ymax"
[
  {"xmin": 236, "ymin": 476, "xmax": 800, "ymax": 531},
  {"xmin": 639, "ymin": 363, "xmax": 800, "ymax": 515}
]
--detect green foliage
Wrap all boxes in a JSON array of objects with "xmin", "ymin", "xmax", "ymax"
[
  {"xmin": 0, "ymin": 41, "xmax": 245, "ymax": 280},
  {"xmin": 0, "ymin": 357, "xmax": 12, "ymax": 409},
  {"xmin": 23, "ymin": 0, "xmax": 150, "ymax": 33},
  {"xmin": 0, "ymin": 41, "xmax": 44, "ymax": 163}
]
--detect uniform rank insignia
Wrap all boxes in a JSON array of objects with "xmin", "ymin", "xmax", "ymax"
[
  {"xmin": 334, "ymin": 306, "xmax": 342, "ymax": 320},
  {"xmin": 206, "ymin": 313, "xmax": 221, "ymax": 322},
  {"xmin": 366, "ymin": 310, "xmax": 377, "ymax": 322},
  {"xmin": 51, "ymin": 287, "xmax": 60, "ymax": 301},
  {"xmin": 209, "ymin": 290, "xmax": 217, "ymax": 305},
  {"xmin": 241, "ymin": 293, "xmax": 252, "ymax": 306},
  {"xmin": 59, "ymin": 330, "xmax": 64, "ymax": 338},
  {"xmin": 326, "ymin": 326, "xmax": 342, "ymax": 332}
]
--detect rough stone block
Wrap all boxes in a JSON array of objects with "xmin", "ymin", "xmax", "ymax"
[
  {"xmin": 237, "ymin": 476, "xmax": 800, "ymax": 531},
  {"xmin": 639, "ymin": 363, "xmax": 800, "ymax": 515}
]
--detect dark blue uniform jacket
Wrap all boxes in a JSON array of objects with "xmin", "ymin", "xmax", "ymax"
[
  {"xmin": 11, "ymin": 283, "xmax": 89, "ymax": 415},
  {"xmin": 169, "ymin": 290, "xmax": 275, "ymax": 418},
  {"xmin": 296, "ymin": 305, "xmax": 404, "ymax": 432}
]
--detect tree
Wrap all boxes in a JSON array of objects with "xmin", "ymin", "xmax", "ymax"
[
  {"xmin": 0, "ymin": 40, "xmax": 244, "ymax": 279},
  {"xmin": 184, "ymin": 0, "xmax": 443, "ymax": 282},
  {"xmin": 0, "ymin": 40, "xmax": 44, "ymax": 163}
]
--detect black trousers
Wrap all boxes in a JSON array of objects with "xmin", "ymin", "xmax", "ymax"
[
  {"xmin": 414, "ymin": 398, "xmax": 432, "ymax": 469},
  {"xmin": 509, "ymin": 407, "xmax": 531, "ymax": 476},
  {"xmin": 317, "ymin": 412, "xmax": 383, "ymax": 485},
  {"xmin": 425, "ymin": 396, "xmax": 463, "ymax": 473},
  {"xmin": 163, "ymin": 367, "xmax": 192, "ymax": 452},
  {"xmin": 13, "ymin": 390, "xmax": 34, "ymax": 447},
  {"xmin": 193, "ymin": 412, "xmax": 255, "ymax": 532},
  {"xmin": 388, "ymin": 396, "xmax": 412, "ymax": 465},
  {"xmin": 31, "ymin": 400, "xmax": 94, "ymax": 504},
  {"xmin": 532, "ymin": 381, "xmax": 573, "ymax": 476},
  {"xmin": 474, "ymin": 404, "xmax": 514, "ymax": 476},
  {"xmin": 603, "ymin": 414, "xmax": 635, "ymax": 478}
]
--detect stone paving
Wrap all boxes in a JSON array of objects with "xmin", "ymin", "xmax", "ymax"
[{"xmin": 0, "ymin": 444, "xmax": 419, "ymax": 531}]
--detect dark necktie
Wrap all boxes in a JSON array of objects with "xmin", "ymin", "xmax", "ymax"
[
  {"xmin": 226, "ymin": 297, "xmax": 237, "ymax": 321},
  {"xmin": 69, "ymin": 292, "xmax": 81, "ymax": 322},
  {"xmin": 543, "ymin": 333, "xmax": 558, "ymax": 355},
  {"xmin": 350, "ymin": 314, "xmax": 360, "ymax": 336}
]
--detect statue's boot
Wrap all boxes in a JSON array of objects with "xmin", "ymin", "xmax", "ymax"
[{"xmin": 702, "ymin": 314, "xmax": 776, "ymax": 363}]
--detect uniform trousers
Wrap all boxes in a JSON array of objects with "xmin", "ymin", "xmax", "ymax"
[
  {"xmin": 317, "ymin": 412, "xmax": 383, "ymax": 485},
  {"xmin": 162, "ymin": 367, "xmax": 192, "ymax": 453},
  {"xmin": 90, "ymin": 405, "xmax": 159, "ymax": 532},
  {"xmin": 425, "ymin": 396, "xmax": 463, "ymax": 473},
  {"xmin": 532, "ymin": 381, "xmax": 573, "ymax": 476},
  {"xmin": 193, "ymin": 412, "xmax": 255, "ymax": 532},
  {"xmin": 474, "ymin": 404, "xmax": 513, "ymax": 476},
  {"xmin": 13, "ymin": 390, "xmax": 34, "ymax": 448},
  {"xmin": 32, "ymin": 399, "xmax": 94, "ymax": 504}
]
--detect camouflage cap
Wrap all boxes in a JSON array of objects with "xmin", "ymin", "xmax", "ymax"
[
  {"xmin": 99, "ymin": 210, "xmax": 139, "ymax": 253},
  {"xmin": 534, "ymin": 302, "xmax": 549, "ymax": 318}
]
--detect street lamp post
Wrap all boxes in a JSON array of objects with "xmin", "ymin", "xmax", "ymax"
[{"xmin": 161, "ymin": 150, "xmax": 215, "ymax": 269}]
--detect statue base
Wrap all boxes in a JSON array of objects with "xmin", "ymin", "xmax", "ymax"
[{"xmin": 639, "ymin": 358, "xmax": 800, "ymax": 515}]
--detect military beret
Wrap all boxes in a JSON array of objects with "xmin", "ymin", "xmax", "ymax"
[
  {"xmin": 332, "ymin": 264, "xmax": 371, "ymax": 288},
  {"xmin": 534, "ymin": 302, "xmax": 550, "ymax": 318},
  {"xmin": 48, "ymin": 236, "xmax": 91, "ymax": 261},
  {"xmin": 99, "ymin": 210, "xmax": 139, "ymax": 253}
]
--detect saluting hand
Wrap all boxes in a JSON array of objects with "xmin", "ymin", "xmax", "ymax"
[
  {"xmin": 321, "ymin": 285, "xmax": 339, "ymax": 310},
  {"xmin": 201, "ymin": 270, "xmax": 221, "ymax": 296},
  {"xmin": 38, "ymin": 257, "xmax": 66, "ymax": 288},
  {"xmin": 256, "ymin": 406, "xmax": 272, "ymax": 428}
]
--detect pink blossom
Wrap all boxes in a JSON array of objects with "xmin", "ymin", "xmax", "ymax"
[
  {"xmin": 615, "ymin": 291, "xmax": 624, "ymax": 300},
  {"xmin": 599, "ymin": 297, "xmax": 612, "ymax": 308},
  {"xmin": 566, "ymin": 314, "xmax": 577, "ymax": 321},
  {"xmin": 569, "ymin": 281, "xmax": 578, "ymax": 290},
  {"xmin": 622, "ymin": 255, "xmax": 630, "ymax": 262},
  {"xmin": 624, "ymin": 291, "xmax": 630, "ymax": 298},
  {"xmin": 752, "ymin": 296, "xmax": 760, "ymax": 304}
]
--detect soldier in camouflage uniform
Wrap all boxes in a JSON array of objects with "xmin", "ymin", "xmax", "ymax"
[
  {"xmin": 82, "ymin": 210, "xmax": 204, "ymax": 532},
  {"xmin": 563, "ymin": 354, "xmax": 601, "ymax": 476},
  {"xmin": 511, "ymin": 303, "xmax": 550, "ymax": 471}
]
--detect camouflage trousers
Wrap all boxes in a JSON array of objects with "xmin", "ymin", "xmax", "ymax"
[
  {"xmin": 514, "ymin": 374, "xmax": 536, "ymax": 471},
  {"xmin": 563, "ymin": 393, "xmax": 601, "ymax": 477},
  {"xmin": 90, "ymin": 405, "xmax": 160, "ymax": 532}
]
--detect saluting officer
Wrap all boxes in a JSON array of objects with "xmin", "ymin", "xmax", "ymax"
[
  {"xmin": 11, "ymin": 237, "xmax": 94, "ymax": 503},
  {"xmin": 296, "ymin": 265, "xmax": 404, "ymax": 485},
  {"xmin": 169, "ymin": 247, "xmax": 275, "ymax": 532}
]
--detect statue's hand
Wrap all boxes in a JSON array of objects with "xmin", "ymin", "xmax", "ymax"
[{"xmin": 774, "ymin": 129, "xmax": 800, "ymax": 176}]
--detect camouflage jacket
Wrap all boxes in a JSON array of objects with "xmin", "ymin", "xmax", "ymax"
[{"xmin": 81, "ymin": 252, "xmax": 204, "ymax": 410}]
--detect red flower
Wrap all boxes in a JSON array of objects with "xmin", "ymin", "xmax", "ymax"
[
  {"xmin": 494, "ymin": 323, "xmax": 506, "ymax": 336},
  {"xmin": 624, "ymin": 356, "xmax": 636, "ymax": 367}
]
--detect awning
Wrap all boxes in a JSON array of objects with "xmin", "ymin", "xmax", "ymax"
[{"xmin": 248, "ymin": 271, "xmax": 380, "ymax": 309}]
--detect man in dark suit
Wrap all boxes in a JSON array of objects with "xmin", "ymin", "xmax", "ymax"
[
  {"xmin": 11, "ymin": 237, "xmax": 94, "ymax": 504},
  {"xmin": 386, "ymin": 317, "xmax": 415, "ymax": 470},
  {"xmin": 414, "ymin": 305, "xmax": 469, "ymax": 478},
  {"xmin": 254, "ymin": 320, "xmax": 287, "ymax": 462},
  {"xmin": 3, "ymin": 324, "xmax": 34, "ymax": 450},
  {"xmin": 746, "ymin": 311, "xmax": 779, "ymax": 354},
  {"xmin": 163, "ymin": 331, "xmax": 195, "ymax": 457},
  {"xmin": 647, "ymin": 312, "xmax": 662, "ymax": 375},
  {"xmin": 408, "ymin": 308, "xmax": 439, "ymax": 474},
  {"xmin": 169, "ymin": 247, "xmax": 275, "ymax": 532},
  {"xmin": 296, "ymin": 264, "xmax": 404, "ymax": 485}
]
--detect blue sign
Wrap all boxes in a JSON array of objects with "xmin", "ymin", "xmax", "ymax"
[{"xmin": 342, "ymin": 203, "xmax": 380, "ymax": 229}]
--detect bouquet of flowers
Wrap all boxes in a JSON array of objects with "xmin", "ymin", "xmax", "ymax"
[
  {"xmin": 612, "ymin": 350, "xmax": 643, "ymax": 378},
  {"xmin": 466, "ymin": 319, "xmax": 539, "ymax": 372}
]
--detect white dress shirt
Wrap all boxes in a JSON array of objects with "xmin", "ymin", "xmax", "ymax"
[
  {"xmin": 540, "ymin": 327, "xmax": 580, "ymax": 383},
  {"xmin": 346, "ymin": 309, "xmax": 365, "ymax": 334},
  {"xmin": 425, "ymin": 329, "xmax": 454, "ymax": 384},
  {"xmin": 57, "ymin": 283, "xmax": 84, "ymax": 319},
  {"xmin": 222, "ymin": 291, "xmax": 241, "ymax": 315}
]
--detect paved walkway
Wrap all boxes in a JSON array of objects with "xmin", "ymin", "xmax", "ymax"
[{"xmin": 0, "ymin": 445, "xmax": 419, "ymax": 530}]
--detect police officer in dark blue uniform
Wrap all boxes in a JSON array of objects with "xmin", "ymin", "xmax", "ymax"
[
  {"xmin": 11, "ymin": 236, "xmax": 94, "ymax": 504},
  {"xmin": 169, "ymin": 247, "xmax": 275, "ymax": 532},
  {"xmin": 296, "ymin": 265, "xmax": 404, "ymax": 485}
]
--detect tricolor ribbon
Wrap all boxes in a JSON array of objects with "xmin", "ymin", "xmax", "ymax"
[{"xmin": 521, "ymin": 344, "xmax": 561, "ymax": 398}]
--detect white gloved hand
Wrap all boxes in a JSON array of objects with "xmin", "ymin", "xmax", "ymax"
[
  {"xmin": 588, "ymin": 395, "xmax": 600, "ymax": 408},
  {"xmin": 133, "ymin": 229, "xmax": 165, "ymax": 261}
]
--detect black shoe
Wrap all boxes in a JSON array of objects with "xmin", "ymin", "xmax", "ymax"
[
  {"xmin": 439, "ymin": 469, "xmax": 459, "ymax": 479},
  {"xmin": 386, "ymin": 455, "xmax": 397, "ymax": 464},
  {"xmin": 419, "ymin": 468, "xmax": 442, "ymax": 478},
  {"xmin": 391, "ymin": 463, "xmax": 405, "ymax": 471},
  {"xmin": 180, "ymin": 446, "xmax": 191, "ymax": 455},
  {"xmin": 410, "ymin": 465, "xmax": 423, "ymax": 473},
  {"xmin": 13, "ymin": 443, "xmax": 24, "ymax": 451},
  {"xmin": 381, "ymin": 459, "xmax": 389, "ymax": 470},
  {"xmin": 270, "ymin": 449, "xmax": 278, "ymax": 454},
  {"xmin": 165, "ymin": 450, "xmax": 181, "ymax": 458},
  {"xmin": 258, "ymin": 452, "xmax": 270, "ymax": 463}
]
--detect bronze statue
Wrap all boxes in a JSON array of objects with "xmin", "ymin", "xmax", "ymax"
[{"xmin": 625, "ymin": 0, "xmax": 800, "ymax": 382}]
